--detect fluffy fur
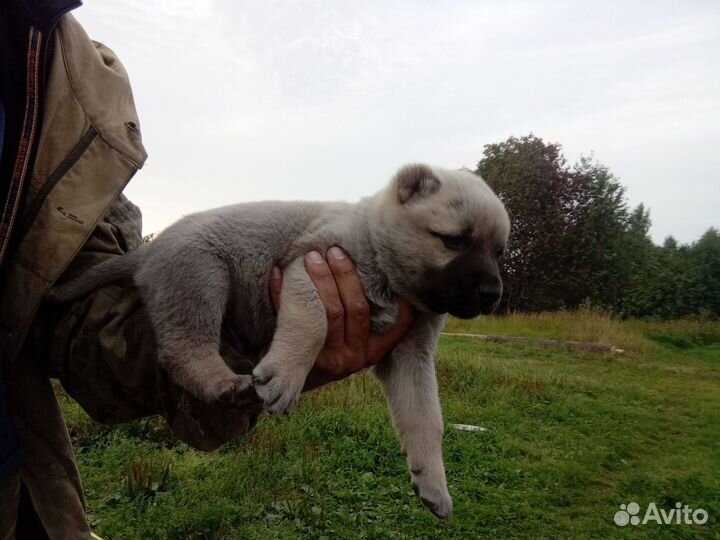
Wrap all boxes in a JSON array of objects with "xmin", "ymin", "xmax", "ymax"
[{"xmin": 49, "ymin": 164, "xmax": 510, "ymax": 518}]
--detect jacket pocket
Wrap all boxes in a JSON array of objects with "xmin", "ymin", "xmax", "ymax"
[{"xmin": 16, "ymin": 126, "xmax": 98, "ymax": 243}]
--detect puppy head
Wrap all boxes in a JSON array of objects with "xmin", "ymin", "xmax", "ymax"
[{"xmin": 373, "ymin": 164, "xmax": 510, "ymax": 318}]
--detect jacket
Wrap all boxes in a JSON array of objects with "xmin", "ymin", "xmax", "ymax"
[{"xmin": 0, "ymin": 11, "xmax": 262, "ymax": 540}]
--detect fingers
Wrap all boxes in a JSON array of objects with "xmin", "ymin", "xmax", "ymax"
[
  {"xmin": 366, "ymin": 299, "xmax": 413, "ymax": 364},
  {"xmin": 326, "ymin": 246, "xmax": 370, "ymax": 351},
  {"xmin": 294, "ymin": 248, "xmax": 409, "ymax": 384},
  {"xmin": 305, "ymin": 251, "xmax": 345, "ymax": 348},
  {"xmin": 269, "ymin": 266, "xmax": 282, "ymax": 311}
]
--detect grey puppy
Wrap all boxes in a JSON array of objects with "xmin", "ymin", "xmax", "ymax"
[{"xmin": 50, "ymin": 164, "xmax": 510, "ymax": 518}]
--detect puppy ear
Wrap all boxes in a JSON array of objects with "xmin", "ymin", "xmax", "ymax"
[{"xmin": 394, "ymin": 164, "xmax": 440, "ymax": 204}]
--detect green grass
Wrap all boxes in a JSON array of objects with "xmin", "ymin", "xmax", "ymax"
[{"xmin": 59, "ymin": 312, "xmax": 720, "ymax": 539}]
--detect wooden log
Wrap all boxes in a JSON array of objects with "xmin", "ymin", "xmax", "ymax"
[{"xmin": 440, "ymin": 332, "xmax": 624, "ymax": 354}]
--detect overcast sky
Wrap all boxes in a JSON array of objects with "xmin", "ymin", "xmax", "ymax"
[{"xmin": 74, "ymin": 0, "xmax": 719, "ymax": 244}]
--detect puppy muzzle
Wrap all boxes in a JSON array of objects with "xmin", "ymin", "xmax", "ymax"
[{"xmin": 424, "ymin": 283, "xmax": 502, "ymax": 318}]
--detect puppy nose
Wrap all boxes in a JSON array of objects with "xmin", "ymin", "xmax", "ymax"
[{"xmin": 475, "ymin": 284, "xmax": 501, "ymax": 312}]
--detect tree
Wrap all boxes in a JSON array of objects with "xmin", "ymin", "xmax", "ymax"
[
  {"xmin": 475, "ymin": 134, "xmax": 717, "ymax": 319},
  {"xmin": 615, "ymin": 204, "xmax": 659, "ymax": 317},
  {"xmin": 476, "ymin": 135, "xmax": 577, "ymax": 311},
  {"xmin": 691, "ymin": 228, "xmax": 720, "ymax": 316},
  {"xmin": 619, "ymin": 228, "xmax": 720, "ymax": 319},
  {"xmin": 559, "ymin": 156, "xmax": 633, "ymax": 309},
  {"xmin": 476, "ymin": 135, "xmax": 637, "ymax": 313}
]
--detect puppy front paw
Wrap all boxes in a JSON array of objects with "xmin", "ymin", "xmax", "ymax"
[
  {"xmin": 252, "ymin": 363, "xmax": 306, "ymax": 415},
  {"xmin": 411, "ymin": 468, "xmax": 453, "ymax": 519}
]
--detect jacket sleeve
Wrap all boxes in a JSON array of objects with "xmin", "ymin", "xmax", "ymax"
[{"xmin": 33, "ymin": 195, "xmax": 264, "ymax": 451}]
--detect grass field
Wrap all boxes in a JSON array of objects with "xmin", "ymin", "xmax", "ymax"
[{"xmin": 59, "ymin": 310, "xmax": 720, "ymax": 539}]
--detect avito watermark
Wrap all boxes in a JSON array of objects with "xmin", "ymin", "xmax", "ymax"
[{"xmin": 614, "ymin": 501, "xmax": 709, "ymax": 526}]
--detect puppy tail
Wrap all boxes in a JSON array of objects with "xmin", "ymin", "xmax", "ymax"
[{"xmin": 46, "ymin": 247, "xmax": 144, "ymax": 303}]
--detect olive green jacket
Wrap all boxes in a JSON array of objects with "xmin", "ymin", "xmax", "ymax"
[
  {"xmin": 0, "ymin": 14, "xmax": 261, "ymax": 540},
  {"xmin": 0, "ymin": 14, "xmax": 147, "ymax": 364}
]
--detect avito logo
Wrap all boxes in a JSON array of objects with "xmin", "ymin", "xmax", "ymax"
[{"xmin": 614, "ymin": 501, "xmax": 709, "ymax": 527}]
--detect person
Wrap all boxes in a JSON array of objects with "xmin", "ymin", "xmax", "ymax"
[{"xmin": 0, "ymin": 3, "xmax": 412, "ymax": 539}]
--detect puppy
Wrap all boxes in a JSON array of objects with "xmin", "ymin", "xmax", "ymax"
[{"xmin": 50, "ymin": 164, "xmax": 510, "ymax": 518}]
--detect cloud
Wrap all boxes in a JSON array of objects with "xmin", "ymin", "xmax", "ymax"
[{"xmin": 75, "ymin": 1, "xmax": 720, "ymax": 242}]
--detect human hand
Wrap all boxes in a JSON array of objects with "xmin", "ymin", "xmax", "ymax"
[{"xmin": 269, "ymin": 247, "xmax": 413, "ymax": 390}]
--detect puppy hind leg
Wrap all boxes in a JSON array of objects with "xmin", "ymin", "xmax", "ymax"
[
  {"xmin": 159, "ymin": 337, "xmax": 254, "ymax": 406},
  {"xmin": 253, "ymin": 258, "xmax": 327, "ymax": 415},
  {"xmin": 142, "ymin": 256, "xmax": 253, "ymax": 405}
]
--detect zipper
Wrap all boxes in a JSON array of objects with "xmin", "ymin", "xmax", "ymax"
[
  {"xmin": 0, "ymin": 4, "xmax": 80, "ymax": 264},
  {"xmin": 0, "ymin": 27, "xmax": 43, "ymax": 266}
]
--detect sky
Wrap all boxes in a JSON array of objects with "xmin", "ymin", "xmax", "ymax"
[{"xmin": 74, "ymin": 0, "xmax": 720, "ymax": 244}]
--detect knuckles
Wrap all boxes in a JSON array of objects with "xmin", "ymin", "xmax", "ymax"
[
  {"xmin": 349, "ymin": 299, "xmax": 370, "ymax": 319},
  {"xmin": 326, "ymin": 306, "xmax": 345, "ymax": 326}
]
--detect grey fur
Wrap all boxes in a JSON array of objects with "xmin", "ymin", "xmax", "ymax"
[{"xmin": 49, "ymin": 164, "xmax": 510, "ymax": 519}]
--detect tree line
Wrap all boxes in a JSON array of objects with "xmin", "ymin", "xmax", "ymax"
[{"xmin": 476, "ymin": 134, "xmax": 719, "ymax": 319}]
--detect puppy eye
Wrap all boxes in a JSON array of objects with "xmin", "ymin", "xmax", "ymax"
[{"xmin": 431, "ymin": 231, "xmax": 469, "ymax": 251}]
